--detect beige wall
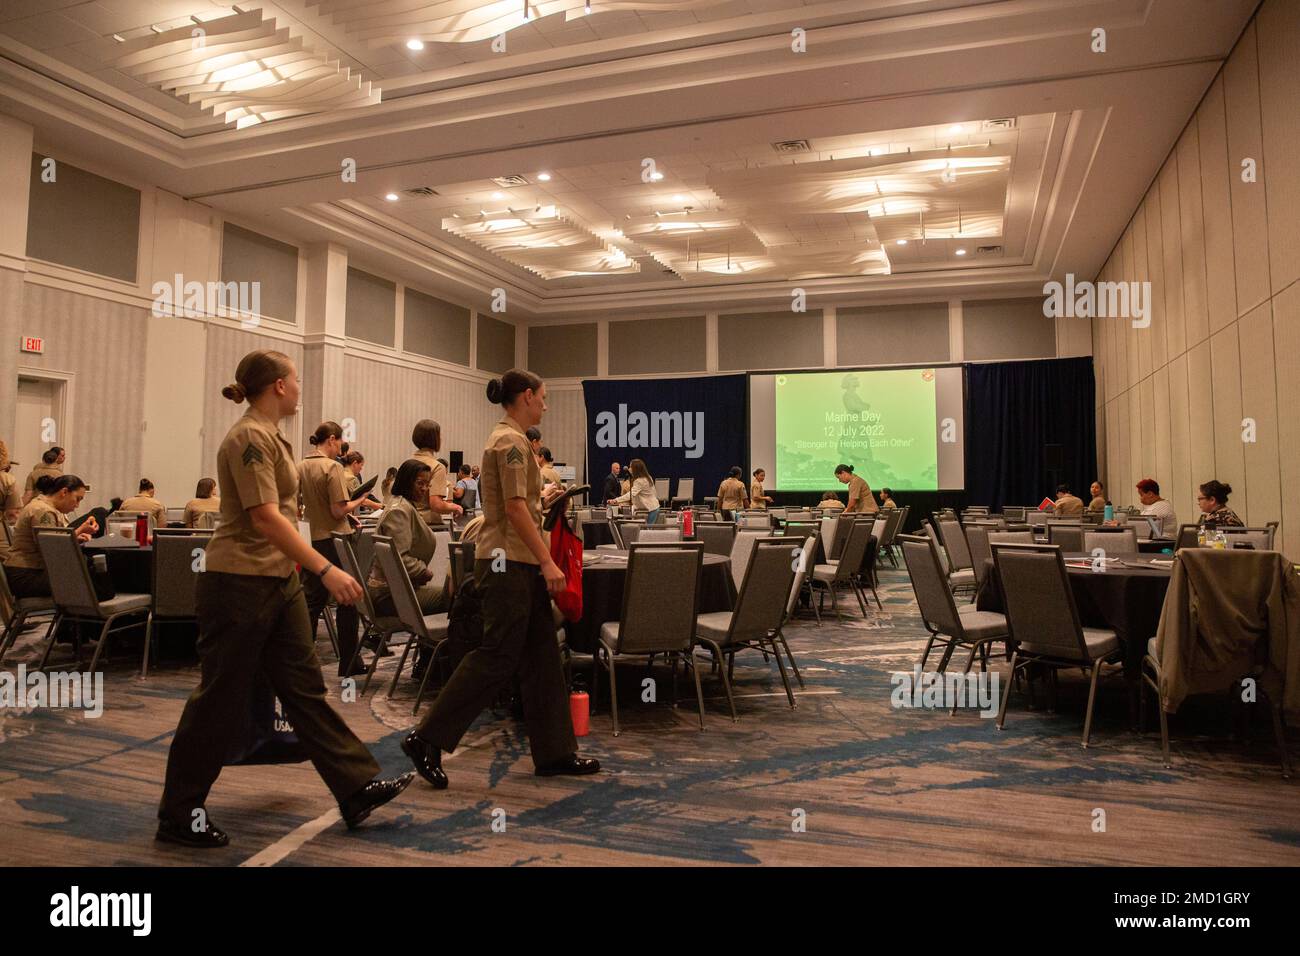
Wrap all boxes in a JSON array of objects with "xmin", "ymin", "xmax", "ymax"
[{"xmin": 1092, "ymin": 0, "xmax": 1300, "ymax": 557}]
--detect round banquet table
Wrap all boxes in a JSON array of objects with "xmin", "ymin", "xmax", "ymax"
[
  {"xmin": 976, "ymin": 552, "xmax": 1172, "ymax": 678},
  {"xmin": 564, "ymin": 550, "xmax": 735, "ymax": 654},
  {"xmin": 82, "ymin": 539, "xmax": 153, "ymax": 595},
  {"xmin": 580, "ymin": 520, "xmax": 617, "ymax": 548}
]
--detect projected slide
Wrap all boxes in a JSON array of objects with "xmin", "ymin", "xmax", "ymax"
[{"xmin": 749, "ymin": 367, "xmax": 964, "ymax": 491}]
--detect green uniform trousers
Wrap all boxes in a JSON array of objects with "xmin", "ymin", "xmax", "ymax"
[
  {"xmin": 414, "ymin": 560, "xmax": 575, "ymax": 768},
  {"xmin": 158, "ymin": 571, "xmax": 379, "ymax": 824}
]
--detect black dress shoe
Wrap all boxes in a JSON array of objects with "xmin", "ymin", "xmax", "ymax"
[
  {"xmin": 155, "ymin": 817, "xmax": 229, "ymax": 848},
  {"xmin": 534, "ymin": 755, "xmax": 601, "ymax": 777},
  {"xmin": 401, "ymin": 732, "xmax": 449, "ymax": 790},
  {"xmin": 338, "ymin": 660, "xmax": 369, "ymax": 679},
  {"xmin": 339, "ymin": 772, "xmax": 415, "ymax": 830}
]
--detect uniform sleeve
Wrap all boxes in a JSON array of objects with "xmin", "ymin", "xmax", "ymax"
[
  {"xmin": 1, "ymin": 477, "xmax": 19, "ymax": 512},
  {"xmin": 495, "ymin": 435, "xmax": 530, "ymax": 501},
  {"xmin": 429, "ymin": 462, "xmax": 450, "ymax": 500},
  {"xmin": 228, "ymin": 428, "xmax": 282, "ymax": 510},
  {"xmin": 33, "ymin": 509, "xmax": 61, "ymax": 529},
  {"xmin": 384, "ymin": 509, "xmax": 431, "ymax": 581},
  {"xmin": 23, "ymin": 472, "xmax": 34, "ymax": 495},
  {"xmin": 326, "ymin": 462, "xmax": 349, "ymax": 505},
  {"xmin": 182, "ymin": 503, "xmax": 195, "ymax": 527}
]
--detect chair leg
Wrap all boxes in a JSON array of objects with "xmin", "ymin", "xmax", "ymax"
[
  {"xmin": 36, "ymin": 613, "xmax": 62, "ymax": 671},
  {"xmin": 701, "ymin": 639, "xmax": 736, "ymax": 722},
  {"xmin": 139, "ymin": 612, "xmax": 154, "ymax": 679},
  {"xmin": 590, "ymin": 651, "xmax": 600, "ymax": 714},
  {"xmin": 608, "ymin": 652, "xmax": 620, "ymax": 737},
  {"xmin": 996, "ymin": 650, "xmax": 1018, "ymax": 730},
  {"xmin": 918, "ymin": 634, "xmax": 938, "ymax": 672},
  {"xmin": 775, "ymin": 628, "xmax": 804, "ymax": 689},
  {"xmin": 322, "ymin": 605, "xmax": 339, "ymax": 659},
  {"xmin": 689, "ymin": 647, "xmax": 706, "ymax": 730},
  {"xmin": 387, "ymin": 631, "xmax": 416, "ymax": 699},
  {"xmin": 1157, "ymin": 699, "xmax": 1172, "ymax": 768},
  {"xmin": 412, "ymin": 641, "xmax": 442, "ymax": 715},
  {"xmin": 951, "ymin": 646, "xmax": 979, "ymax": 716},
  {"xmin": 0, "ymin": 611, "xmax": 22, "ymax": 663},
  {"xmin": 86, "ymin": 616, "xmax": 114, "ymax": 674},
  {"xmin": 1081, "ymin": 658, "xmax": 1104, "ymax": 748},
  {"xmin": 768, "ymin": 635, "xmax": 796, "ymax": 708}
]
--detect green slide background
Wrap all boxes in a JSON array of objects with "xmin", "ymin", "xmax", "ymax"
[{"xmin": 773, "ymin": 369, "xmax": 939, "ymax": 490}]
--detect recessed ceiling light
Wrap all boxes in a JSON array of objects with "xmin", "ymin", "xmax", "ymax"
[
  {"xmin": 537, "ymin": 172, "xmax": 551, "ymax": 181},
  {"xmin": 948, "ymin": 124, "xmax": 962, "ymax": 134},
  {"xmin": 406, "ymin": 38, "xmax": 425, "ymax": 51},
  {"xmin": 672, "ymin": 194, "xmax": 686, "ymax": 202},
  {"xmin": 492, "ymin": 191, "xmax": 504, "ymax": 199},
  {"xmin": 384, "ymin": 193, "xmax": 399, "ymax": 201},
  {"xmin": 649, "ymin": 172, "xmax": 664, "ymax": 181},
  {"xmin": 955, "ymin": 248, "xmax": 967, "ymax": 256},
  {"xmin": 896, "ymin": 239, "xmax": 908, "ymax": 246}
]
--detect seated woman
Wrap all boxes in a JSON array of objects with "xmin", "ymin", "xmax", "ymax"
[
  {"xmin": 119, "ymin": 478, "xmax": 168, "ymax": 523},
  {"xmin": 609, "ymin": 458, "xmax": 660, "ymax": 524},
  {"xmin": 2, "ymin": 474, "xmax": 97, "ymax": 599},
  {"xmin": 343, "ymin": 451, "xmax": 365, "ymax": 498},
  {"xmin": 1195, "ymin": 479, "xmax": 1244, "ymax": 527},
  {"xmin": 819, "ymin": 490, "xmax": 846, "ymax": 511},
  {"xmin": 368, "ymin": 459, "xmax": 448, "ymax": 617},
  {"xmin": 182, "ymin": 478, "xmax": 220, "ymax": 529}
]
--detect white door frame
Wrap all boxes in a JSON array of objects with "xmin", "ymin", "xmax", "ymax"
[{"xmin": 15, "ymin": 365, "xmax": 74, "ymax": 459}]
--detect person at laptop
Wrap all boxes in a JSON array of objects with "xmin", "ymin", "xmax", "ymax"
[
  {"xmin": 1049, "ymin": 484, "xmax": 1084, "ymax": 516},
  {"xmin": 1134, "ymin": 478, "xmax": 1177, "ymax": 538}
]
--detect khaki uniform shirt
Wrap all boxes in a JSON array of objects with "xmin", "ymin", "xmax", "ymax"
[
  {"xmin": 1053, "ymin": 494, "xmax": 1084, "ymax": 516},
  {"xmin": 845, "ymin": 474, "xmax": 877, "ymax": 512},
  {"xmin": 205, "ymin": 407, "xmax": 299, "ymax": 577},
  {"xmin": 1088, "ymin": 495, "xmax": 1107, "ymax": 512},
  {"xmin": 540, "ymin": 466, "xmax": 563, "ymax": 489},
  {"xmin": 298, "ymin": 452, "xmax": 350, "ymax": 541},
  {"xmin": 412, "ymin": 448, "xmax": 450, "ymax": 527},
  {"xmin": 477, "ymin": 416, "xmax": 543, "ymax": 565},
  {"xmin": 1, "ymin": 471, "xmax": 20, "ymax": 515},
  {"xmin": 369, "ymin": 495, "xmax": 439, "ymax": 591},
  {"xmin": 749, "ymin": 481, "xmax": 768, "ymax": 509},
  {"xmin": 819, "ymin": 498, "xmax": 846, "ymax": 511},
  {"xmin": 24, "ymin": 463, "xmax": 62, "ymax": 498},
  {"xmin": 718, "ymin": 478, "xmax": 747, "ymax": 511},
  {"xmin": 182, "ymin": 496, "xmax": 221, "ymax": 528},
  {"xmin": 120, "ymin": 494, "xmax": 167, "ymax": 522},
  {"xmin": 346, "ymin": 473, "xmax": 362, "ymax": 497},
  {"xmin": 881, "ymin": 499, "xmax": 897, "ymax": 510},
  {"xmin": 2, "ymin": 497, "xmax": 67, "ymax": 570}
]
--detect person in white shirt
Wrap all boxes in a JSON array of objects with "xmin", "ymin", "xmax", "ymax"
[
  {"xmin": 1135, "ymin": 477, "xmax": 1177, "ymax": 538},
  {"xmin": 609, "ymin": 458, "xmax": 660, "ymax": 524}
]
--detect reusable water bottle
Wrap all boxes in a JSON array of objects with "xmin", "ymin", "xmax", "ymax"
[
  {"xmin": 570, "ymin": 688, "xmax": 590, "ymax": 737},
  {"xmin": 1103, "ymin": 504, "xmax": 1114, "ymax": 522},
  {"xmin": 135, "ymin": 513, "xmax": 149, "ymax": 547},
  {"xmin": 682, "ymin": 509, "xmax": 694, "ymax": 538}
]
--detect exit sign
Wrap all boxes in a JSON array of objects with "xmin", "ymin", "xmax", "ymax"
[{"xmin": 20, "ymin": 336, "xmax": 43, "ymax": 354}]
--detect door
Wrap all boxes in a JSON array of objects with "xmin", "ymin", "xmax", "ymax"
[{"xmin": 14, "ymin": 377, "xmax": 59, "ymax": 479}]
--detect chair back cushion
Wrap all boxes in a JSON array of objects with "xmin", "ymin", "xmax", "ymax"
[
  {"xmin": 153, "ymin": 531, "xmax": 210, "ymax": 617},
  {"xmin": 696, "ymin": 522, "xmax": 735, "ymax": 556},
  {"xmin": 729, "ymin": 539, "xmax": 798, "ymax": 642},
  {"xmin": 35, "ymin": 529, "xmax": 101, "ymax": 614},
  {"xmin": 372, "ymin": 537, "xmax": 428, "ymax": 637},
  {"xmin": 1084, "ymin": 529, "xmax": 1137, "ymax": 554},
  {"xmin": 617, "ymin": 543, "xmax": 703, "ymax": 654},
  {"xmin": 900, "ymin": 536, "xmax": 960, "ymax": 635},
  {"xmin": 992, "ymin": 544, "xmax": 1086, "ymax": 658}
]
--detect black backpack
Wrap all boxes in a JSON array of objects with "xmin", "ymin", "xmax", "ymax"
[{"xmin": 440, "ymin": 571, "xmax": 484, "ymax": 672}]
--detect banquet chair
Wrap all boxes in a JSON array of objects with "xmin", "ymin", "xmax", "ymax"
[
  {"xmin": 653, "ymin": 478, "xmax": 670, "ymax": 503},
  {"xmin": 900, "ymin": 536, "xmax": 1008, "ymax": 709},
  {"xmin": 693, "ymin": 510, "xmax": 719, "ymax": 522},
  {"xmin": 333, "ymin": 531, "xmax": 403, "ymax": 694},
  {"xmin": 968, "ymin": 529, "xmax": 1036, "ymax": 591},
  {"xmin": 371, "ymin": 536, "xmax": 450, "ymax": 714},
  {"xmin": 639, "ymin": 528, "xmax": 682, "ymax": 543},
  {"xmin": 769, "ymin": 507, "xmax": 787, "ymax": 521},
  {"xmin": 142, "ymin": 530, "xmax": 211, "ymax": 678},
  {"xmin": 33, "ymin": 528, "xmax": 151, "ymax": 674},
  {"xmin": 820, "ymin": 515, "xmax": 842, "ymax": 559},
  {"xmin": 695, "ymin": 539, "xmax": 802, "ymax": 716},
  {"xmin": 737, "ymin": 512, "xmax": 771, "ymax": 530},
  {"xmin": 991, "ymin": 543, "xmax": 1123, "ymax": 747},
  {"xmin": 786, "ymin": 509, "xmax": 813, "ymax": 521},
  {"xmin": 1220, "ymin": 527, "xmax": 1276, "ymax": 550},
  {"xmin": 1003, "ymin": 506, "xmax": 1027, "ymax": 523},
  {"xmin": 593, "ymin": 542, "xmax": 704, "ymax": 734},
  {"xmin": 670, "ymin": 477, "xmax": 695, "ymax": 509},
  {"xmin": 787, "ymin": 535, "xmax": 820, "ymax": 625},
  {"xmin": 730, "ymin": 530, "xmax": 773, "ymax": 593},
  {"xmin": 696, "ymin": 522, "xmax": 736, "ymax": 557},
  {"xmin": 1174, "ymin": 524, "xmax": 1201, "ymax": 550},
  {"xmin": 1083, "ymin": 528, "xmax": 1138, "ymax": 554},
  {"xmin": 809, "ymin": 519, "xmax": 874, "ymax": 621},
  {"xmin": 925, "ymin": 519, "xmax": 976, "ymax": 597},
  {"xmin": 0, "ymin": 560, "xmax": 56, "ymax": 665},
  {"xmin": 617, "ymin": 520, "xmax": 646, "ymax": 548},
  {"xmin": 1047, "ymin": 523, "xmax": 1085, "ymax": 552},
  {"xmin": 878, "ymin": 507, "xmax": 905, "ymax": 567},
  {"xmin": 448, "ymin": 540, "xmax": 475, "ymax": 594}
]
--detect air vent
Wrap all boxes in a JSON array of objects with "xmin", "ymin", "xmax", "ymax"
[
  {"xmin": 771, "ymin": 139, "xmax": 811, "ymax": 154},
  {"xmin": 491, "ymin": 175, "xmax": 530, "ymax": 188},
  {"xmin": 404, "ymin": 186, "xmax": 438, "ymax": 197},
  {"xmin": 976, "ymin": 245, "xmax": 1004, "ymax": 256},
  {"xmin": 980, "ymin": 118, "xmax": 1017, "ymax": 132}
]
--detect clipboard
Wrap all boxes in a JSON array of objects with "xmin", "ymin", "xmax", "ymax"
[{"xmin": 349, "ymin": 475, "xmax": 378, "ymax": 501}]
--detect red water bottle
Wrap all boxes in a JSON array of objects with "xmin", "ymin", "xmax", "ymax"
[
  {"xmin": 570, "ymin": 689, "xmax": 590, "ymax": 736},
  {"xmin": 682, "ymin": 509, "xmax": 694, "ymax": 538},
  {"xmin": 134, "ymin": 513, "xmax": 149, "ymax": 547}
]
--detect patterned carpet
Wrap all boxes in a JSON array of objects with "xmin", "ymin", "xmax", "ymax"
[{"xmin": 1, "ymin": 566, "xmax": 1297, "ymax": 866}]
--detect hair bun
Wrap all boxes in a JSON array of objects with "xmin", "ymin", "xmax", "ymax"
[
  {"xmin": 222, "ymin": 382, "xmax": 247, "ymax": 403},
  {"xmin": 485, "ymin": 378, "xmax": 504, "ymax": 404},
  {"xmin": 308, "ymin": 434, "xmax": 320, "ymax": 445},
  {"xmin": 1223, "ymin": 483, "xmax": 1233, "ymax": 495}
]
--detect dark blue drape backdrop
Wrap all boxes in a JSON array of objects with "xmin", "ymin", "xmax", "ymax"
[
  {"xmin": 582, "ymin": 374, "xmax": 746, "ymax": 502},
  {"xmin": 964, "ymin": 356, "xmax": 1098, "ymax": 511}
]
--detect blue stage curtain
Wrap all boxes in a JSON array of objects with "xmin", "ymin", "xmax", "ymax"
[{"xmin": 965, "ymin": 356, "xmax": 1098, "ymax": 511}]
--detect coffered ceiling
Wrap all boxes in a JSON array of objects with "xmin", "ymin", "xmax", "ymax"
[{"xmin": 0, "ymin": 0, "xmax": 1259, "ymax": 318}]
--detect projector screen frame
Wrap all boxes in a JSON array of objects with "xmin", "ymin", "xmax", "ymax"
[{"xmin": 744, "ymin": 361, "xmax": 969, "ymax": 494}]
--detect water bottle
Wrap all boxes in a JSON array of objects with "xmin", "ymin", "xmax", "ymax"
[
  {"xmin": 1103, "ymin": 504, "xmax": 1114, "ymax": 522},
  {"xmin": 1213, "ymin": 528, "xmax": 1228, "ymax": 550},
  {"xmin": 135, "ymin": 513, "xmax": 149, "ymax": 547},
  {"xmin": 682, "ymin": 509, "xmax": 694, "ymax": 538},
  {"xmin": 569, "ymin": 686, "xmax": 590, "ymax": 737}
]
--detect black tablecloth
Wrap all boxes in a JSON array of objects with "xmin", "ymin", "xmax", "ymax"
[
  {"xmin": 564, "ymin": 551, "xmax": 734, "ymax": 654},
  {"xmin": 977, "ymin": 552, "xmax": 1172, "ymax": 677},
  {"xmin": 83, "ymin": 541, "xmax": 152, "ymax": 594},
  {"xmin": 580, "ymin": 520, "xmax": 616, "ymax": 548}
]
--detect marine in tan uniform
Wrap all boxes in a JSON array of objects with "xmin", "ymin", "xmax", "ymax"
[
  {"xmin": 749, "ymin": 469, "xmax": 772, "ymax": 510},
  {"xmin": 717, "ymin": 468, "xmax": 748, "ymax": 512},
  {"xmin": 0, "ymin": 442, "xmax": 22, "ymax": 559},
  {"xmin": 1051, "ymin": 486, "xmax": 1084, "ymax": 516},
  {"xmin": 22, "ymin": 447, "xmax": 64, "ymax": 504},
  {"xmin": 402, "ymin": 367, "xmax": 598, "ymax": 789},
  {"xmin": 410, "ymin": 419, "xmax": 461, "ymax": 528},
  {"xmin": 157, "ymin": 350, "xmax": 411, "ymax": 849},
  {"xmin": 836, "ymin": 464, "xmax": 878, "ymax": 513},
  {"xmin": 1, "ymin": 478, "xmax": 92, "ymax": 597},
  {"xmin": 182, "ymin": 478, "xmax": 220, "ymax": 529},
  {"xmin": 368, "ymin": 460, "xmax": 446, "ymax": 616},
  {"xmin": 120, "ymin": 479, "xmax": 168, "ymax": 523},
  {"xmin": 1087, "ymin": 481, "xmax": 1107, "ymax": 513},
  {"xmin": 818, "ymin": 492, "xmax": 845, "ymax": 511},
  {"xmin": 300, "ymin": 423, "xmax": 370, "ymax": 677}
]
